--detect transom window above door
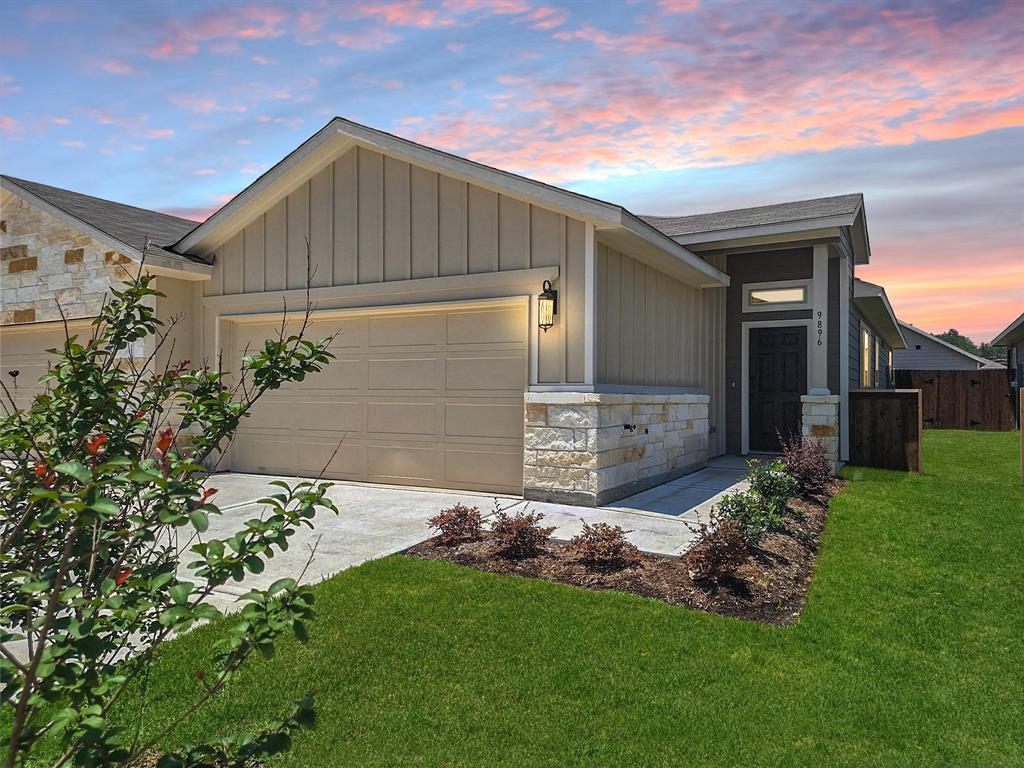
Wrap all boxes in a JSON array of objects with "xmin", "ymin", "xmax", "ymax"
[{"xmin": 743, "ymin": 279, "xmax": 812, "ymax": 313}]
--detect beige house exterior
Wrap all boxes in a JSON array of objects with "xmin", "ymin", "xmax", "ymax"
[{"xmin": 0, "ymin": 117, "xmax": 902, "ymax": 505}]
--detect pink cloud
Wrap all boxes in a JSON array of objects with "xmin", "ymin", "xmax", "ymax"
[
  {"xmin": 99, "ymin": 58, "xmax": 136, "ymax": 75},
  {"xmin": 150, "ymin": 4, "xmax": 288, "ymax": 60},
  {"xmin": 61, "ymin": 140, "xmax": 86, "ymax": 148},
  {"xmin": 332, "ymin": 28, "xmax": 401, "ymax": 49},
  {"xmin": 144, "ymin": 128, "xmax": 175, "ymax": 139},
  {"xmin": 159, "ymin": 205, "xmax": 220, "ymax": 222},
  {"xmin": 0, "ymin": 116, "xmax": 21, "ymax": 134},
  {"xmin": 446, "ymin": 41, "xmax": 464, "ymax": 52},
  {"xmin": 524, "ymin": 6, "xmax": 568, "ymax": 30},
  {"xmin": 0, "ymin": 73, "xmax": 21, "ymax": 96},
  {"xmin": 52, "ymin": 117, "xmax": 72, "ymax": 125}
]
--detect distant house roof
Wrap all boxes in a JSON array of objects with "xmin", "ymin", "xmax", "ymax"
[
  {"xmin": 853, "ymin": 278, "xmax": 906, "ymax": 349},
  {"xmin": 991, "ymin": 312, "xmax": 1024, "ymax": 347},
  {"xmin": 641, "ymin": 193, "xmax": 863, "ymax": 236},
  {"xmin": 0, "ymin": 175, "xmax": 210, "ymax": 277},
  {"xmin": 898, "ymin": 321, "xmax": 1005, "ymax": 369}
]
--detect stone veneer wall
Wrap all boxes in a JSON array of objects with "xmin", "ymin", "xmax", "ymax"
[
  {"xmin": 523, "ymin": 392, "xmax": 711, "ymax": 507},
  {"xmin": 0, "ymin": 189, "xmax": 134, "ymax": 325},
  {"xmin": 800, "ymin": 394, "xmax": 840, "ymax": 473}
]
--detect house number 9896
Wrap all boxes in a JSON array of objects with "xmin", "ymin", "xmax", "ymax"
[{"xmin": 816, "ymin": 311, "xmax": 823, "ymax": 346}]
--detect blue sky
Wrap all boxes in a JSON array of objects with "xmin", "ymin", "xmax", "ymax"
[{"xmin": 1, "ymin": 0, "xmax": 1022, "ymax": 338}]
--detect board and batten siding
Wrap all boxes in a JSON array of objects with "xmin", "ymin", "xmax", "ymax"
[
  {"xmin": 594, "ymin": 242, "xmax": 727, "ymax": 456},
  {"xmin": 202, "ymin": 145, "xmax": 588, "ymax": 385}
]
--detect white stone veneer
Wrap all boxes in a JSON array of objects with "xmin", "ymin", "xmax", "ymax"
[
  {"xmin": 800, "ymin": 394, "xmax": 840, "ymax": 473},
  {"xmin": 523, "ymin": 392, "xmax": 711, "ymax": 506}
]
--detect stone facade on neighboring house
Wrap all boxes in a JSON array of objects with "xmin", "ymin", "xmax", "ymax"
[
  {"xmin": 523, "ymin": 392, "xmax": 711, "ymax": 506},
  {"xmin": 0, "ymin": 189, "xmax": 134, "ymax": 325}
]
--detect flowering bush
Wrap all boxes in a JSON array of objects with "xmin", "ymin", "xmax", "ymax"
[
  {"xmin": 566, "ymin": 521, "xmax": 641, "ymax": 570},
  {"xmin": 0, "ymin": 269, "xmax": 336, "ymax": 767},
  {"xmin": 779, "ymin": 433, "xmax": 833, "ymax": 497},
  {"xmin": 427, "ymin": 503, "xmax": 483, "ymax": 545},
  {"xmin": 489, "ymin": 509, "xmax": 554, "ymax": 559}
]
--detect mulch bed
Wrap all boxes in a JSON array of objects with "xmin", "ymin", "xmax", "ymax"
[{"xmin": 404, "ymin": 479, "xmax": 844, "ymax": 626}]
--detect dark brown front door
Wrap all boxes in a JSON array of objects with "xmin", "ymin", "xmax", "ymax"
[{"xmin": 749, "ymin": 326, "xmax": 807, "ymax": 452}]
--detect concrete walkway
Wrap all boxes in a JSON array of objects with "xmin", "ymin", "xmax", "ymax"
[{"xmin": 194, "ymin": 465, "xmax": 747, "ymax": 610}]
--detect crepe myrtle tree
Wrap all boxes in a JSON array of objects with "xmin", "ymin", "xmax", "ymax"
[{"xmin": 0, "ymin": 256, "xmax": 338, "ymax": 767}]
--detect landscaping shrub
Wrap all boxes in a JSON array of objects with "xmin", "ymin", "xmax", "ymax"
[
  {"xmin": 566, "ymin": 520, "xmax": 641, "ymax": 570},
  {"xmin": 428, "ymin": 503, "xmax": 483, "ymax": 545},
  {"xmin": 779, "ymin": 433, "xmax": 833, "ymax": 496},
  {"xmin": 489, "ymin": 509, "xmax": 554, "ymax": 559},
  {"xmin": 714, "ymin": 488, "xmax": 785, "ymax": 545},
  {"xmin": 684, "ymin": 509, "xmax": 749, "ymax": 582},
  {"xmin": 747, "ymin": 458, "xmax": 799, "ymax": 515}
]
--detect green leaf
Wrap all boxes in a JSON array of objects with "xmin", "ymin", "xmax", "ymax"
[
  {"xmin": 89, "ymin": 498, "xmax": 119, "ymax": 516},
  {"xmin": 188, "ymin": 508, "xmax": 209, "ymax": 533},
  {"xmin": 55, "ymin": 461, "xmax": 91, "ymax": 483},
  {"xmin": 169, "ymin": 584, "xmax": 192, "ymax": 605},
  {"xmin": 268, "ymin": 578, "xmax": 295, "ymax": 596}
]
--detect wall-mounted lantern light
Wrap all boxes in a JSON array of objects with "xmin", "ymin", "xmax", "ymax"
[{"xmin": 537, "ymin": 280, "xmax": 558, "ymax": 333}]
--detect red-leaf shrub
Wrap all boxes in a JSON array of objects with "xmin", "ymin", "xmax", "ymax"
[
  {"xmin": 427, "ymin": 503, "xmax": 483, "ymax": 545},
  {"xmin": 489, "ymin": 509, "xmax": 554, "ymax": 559},
  {"xmin": 567, "ymin": 520, "xmax": 641, "ymax": 570},
  {"xmin": 684, "ymin": 510, "xmax": 749, "ymax": 582},
  {"xmin": 779, "ymin": 433, "xmax": 833, "ymax": 497}
]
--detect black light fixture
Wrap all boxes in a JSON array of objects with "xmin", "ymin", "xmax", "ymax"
[{"xmin": 537, "ymin": 280, "xmax": 558, "ymax": 333}]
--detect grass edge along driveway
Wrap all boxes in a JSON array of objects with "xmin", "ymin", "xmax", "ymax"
[{"xmin": 17, "ymin": 431, "xmax": 1024, "ymax": 767}]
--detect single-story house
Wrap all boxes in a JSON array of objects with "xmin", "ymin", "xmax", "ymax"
[
  {"xmin": 1, "ymin": 117, "xmax": 904, "ymax": 505},
  {"xmin": 992, "ymin": 312, "xmax": 1024, "ymax": 424},
  {"xmin": 894, "ymin": 322, "xmax": 1005, "ymax": 371}
]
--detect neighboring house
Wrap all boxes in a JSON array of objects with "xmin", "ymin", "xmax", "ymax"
[
  {"xmin": 0, "ymin": 117, "xmax": 904, "ymax": 505},
  {"xmin": 852, "ymin": 279, "xmax": 905, "ymax": 389},
  {"xmin": 894, "ymin": 322, "xmax": 1006, "ymax": 371},
  {"xmin": 992, "ymin": 312, "xmax": 1024, "ymax": 424}
]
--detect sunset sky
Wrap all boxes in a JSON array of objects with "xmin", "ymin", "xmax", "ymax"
[{"xmin": 1, "ymin": 0, "xmax": 1021, "ymax": 340}]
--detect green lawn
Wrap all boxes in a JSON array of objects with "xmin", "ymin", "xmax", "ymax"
[{"xmin": 21, "ymin": 431, "xmax": 1024, "ymax": 766}]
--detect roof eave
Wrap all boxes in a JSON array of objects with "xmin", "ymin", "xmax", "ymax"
[
  {"xmin": 854, "ymin": 280, "xmax": 906, "ymax": 349},
  {"xmin": 614, "ymin": 211, "xmax": 729, "ymax": 288},
  {"xmin": 1, "ymin": 176, "xmax": 211, "ymax": 280},
  {"xmin": 991, "ymin": 312, "xmax": 1024, "ymax": 346},
  {"xmin": 898, "ymin": 321, "xmax": 1005, "ymax": 366}
]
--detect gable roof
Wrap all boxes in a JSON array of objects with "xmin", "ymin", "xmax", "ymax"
[
  {"xmin": 853, "ymin": 278, "xmax": 906, "ymax": 349},
  {"xmin": 991, "ymin": 312, "xmax": 1024, "ymax": 347},
  {"xmin": 898, "ymin": 321, "xmax": 1005, "ymax": 369},
  {"xmin": 0, "ymin": 175, "xmax": 210, "ymax": 278},
  {"xmin": 173, "ymin": 117, "xmax": 729, "ymax": 289},
  {"xmin": 641, "ymin": 193, "xmax": 871, "ymax": 264}
]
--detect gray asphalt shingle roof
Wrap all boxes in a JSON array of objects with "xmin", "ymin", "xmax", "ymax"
[
  {"xmin": 641, "ymin": 193, "xmax": 863, "ymax": 237},
  {"xmin": 2, "ymin": 175, "xmax": 206, "ymax": 265}
]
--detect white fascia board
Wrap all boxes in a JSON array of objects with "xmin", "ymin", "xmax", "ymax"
[
  {"xmin": 617, "ymin": 210, "xmax": 729, "ymax": 287},
  {"xmin": 1, "ymin": 177, "xmax": 211, "ymax": 280},
  {"xmin": 854, "ymin": 290, "xmax": 906, "ymax": 349},
  {"xmin": 991, "ymin": 312, "xmax": 1024, "ymax": 346},
  {"xmin": 670, "ymin": 214, "xmax": 857, "ymax": 248}
]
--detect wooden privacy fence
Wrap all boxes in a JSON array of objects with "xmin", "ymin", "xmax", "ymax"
[
  {"xmin": 849, "ymin": 389, "xmax": 922, "ymax": 472},
  {"xmin": 894, "ymin": 369, "xmax": 1015, "ymax": 431}
]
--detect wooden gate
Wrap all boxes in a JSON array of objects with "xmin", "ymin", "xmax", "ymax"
[
  {"xmin": 894, "ymin": 369, "xmax": 1015, "ymax": 431},
  {"xmin": 849, "ymin": 389, "xmax": 922, "ymax": 472}
]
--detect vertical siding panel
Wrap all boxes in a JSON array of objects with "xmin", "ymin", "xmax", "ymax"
[
  {"xmin": 596, "ymin": 243, "xmax": 608, "ymax": 381},
  {"xmin": 205, "ymin": 246, "xmax": 224, "ymax": 296},
  {"xmin": 537, "ymin": 212, "xmax": 566, "ymax": 383},
  {"xmin": 498, "ymin": 195, "xmax": 529, "ymax": 271},
  {"xmin": 332, "ymin": 151, "xmax": 357, "ymax": 286},
  {"xmin": 565, "ymin": 218, "xmax": 586, "ymax": 383},
  {"xmin": 437, "ymin": 176, "xmax": 467, "ymax": 276},
  {"xmin": 530, "ymin": 207, "xmax": 561, "ymax": 268},
  {"xmin": 619, "ymin": 256, "xmax": 635, "ymax": 383},
  {"xmin": 357, "ymin": 147, "xmax": 384, "ymax": 284},
  {"xmin": 605, "ymin": 248, "xmax": 621, "ymax": 384},
  {"xmin": 243, "ymin": 218, "xmax": 265, "ymax": 293},
  {"xmin": 644, "ymin": 266, "xmax": 658, "ymax": 385},
  {"xmin": 264, "ymin": 198, "xmax": 286, "ymax": 291},
  {"xmin": 467, "ymin": 185, "xmax": 499, "ymax": 274},
  {"xmin": 410, "ymin": 165, "xmax": 438, "ymax": 279},
  {"xmin": 223, "ymin": 230, "xmax": 244, "ymax": 295},
  {"xmin": 633, "ymin": 264, "xmax": 645, "ymax": 383},
  {"xmin": 309, "ymin": 165, "xmax": 333, "ymax": 288},
  {"xmin": 383, "ymin": 157, "xmax": 411, "ymax": 281},
  {"xmin": 286, "ymin": 182, "xmax": 310, "ymax": 290}
]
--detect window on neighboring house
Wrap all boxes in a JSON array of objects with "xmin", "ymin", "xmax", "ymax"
[
  {"xmin": 861, "ymin": 329, "xmax": 872, "ymax": 387},
  {"xmin": 888, "ymin": 349, "xmax": 894, "ymax": 384},
  {"xmin": 875, "ymin": 342, "xmax": 881, "ymax": 387}
]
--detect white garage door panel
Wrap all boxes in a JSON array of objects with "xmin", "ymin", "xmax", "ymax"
[
  {"xmin": 0, "ymin": 322, "xmax": 91, "ymax": 411},
  {"xmin": 231, "ymin": 301, "xmax": 526, "ymax": 494}
]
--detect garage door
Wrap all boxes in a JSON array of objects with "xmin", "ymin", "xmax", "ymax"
[
  {"xmin": 229, "ymin": 301, "xmax": 527, "ymax": 494},
  {"xmin": 0, "ymin": 319, "xmax": 92, "ymax": 411}
]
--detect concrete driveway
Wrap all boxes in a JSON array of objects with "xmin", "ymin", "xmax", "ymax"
[{"xmin": 194, "ymin": 466, "xmax": 747, "ymax": 611}]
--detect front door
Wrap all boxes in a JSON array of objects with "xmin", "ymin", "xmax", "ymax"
[{"xmin": 749, "ymin": 326, "xmax": 807, "ymax": 452}]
